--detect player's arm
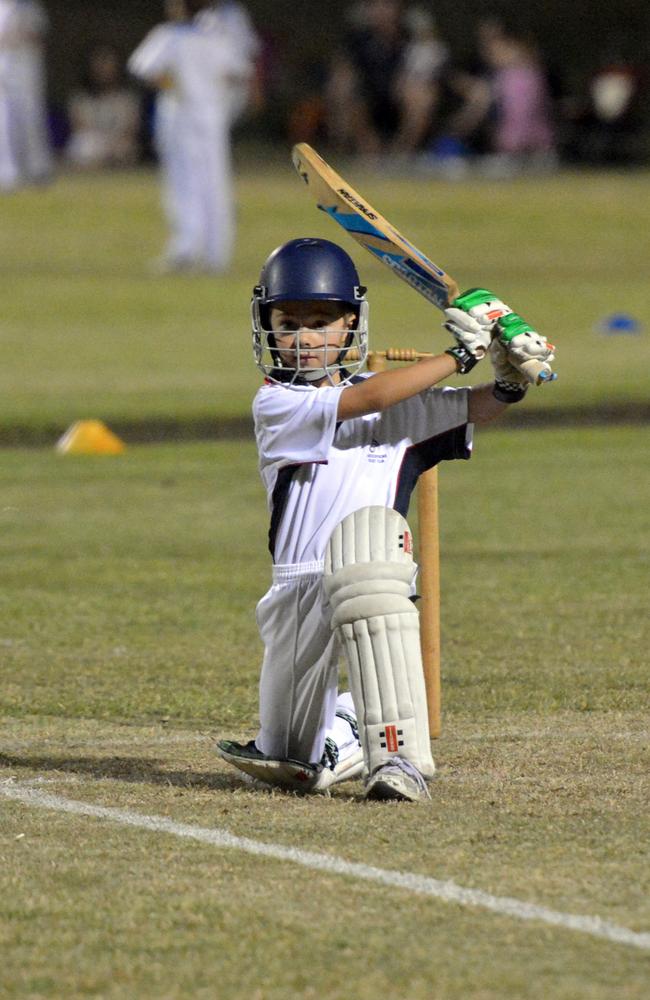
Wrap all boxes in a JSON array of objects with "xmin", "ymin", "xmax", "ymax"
[
  {"xmin": 128, "ymin": 27, "xmax": 174, "ymax": 89},
  {"xmin": 467, "ymin": 384, "xmax": 507, "ymax": 424},
  {"xmin": 337, "ymin": 353, "xmax": 458, "ymax": 420}
]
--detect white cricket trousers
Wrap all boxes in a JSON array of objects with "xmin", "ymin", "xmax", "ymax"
[
  {"xmin": 256, "ymin": 564, "xmax": 342, "ymax": 764},
  {"xmin": 156, "ymin": 106, "xmax": 233, "ymax": 270}
]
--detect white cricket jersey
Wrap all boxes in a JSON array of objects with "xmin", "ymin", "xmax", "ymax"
[
  {"xmin": 128, "ymin": 20, "xmax": 247, "ymax": 125},
  {"xmin": 254, "ymin": 376, "xmax": 473, "ymax": 569}
]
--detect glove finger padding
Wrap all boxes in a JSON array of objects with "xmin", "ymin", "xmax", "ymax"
[
  {"xmin": 495, "ymin": 312, "xmax": 556, "ymax": 384},
  {"xmin": 489, "ymin": 338, "xmax": 528, "ymax": 386},
  {"xmin": 489, "ymin": 338, "xmax": 541, "ymax": 400},
  {"xmin": 443, "ymin": 307, "xmax": 491, "ymax": 358},
  {"xmin": 502, "ymin": 330, "xmax": 555, "ymax": 366}
]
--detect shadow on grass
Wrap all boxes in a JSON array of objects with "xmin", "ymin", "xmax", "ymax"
[
  {"xmin": 0, "ymin": 751, "xmax": 366, "ymax": 800},
  {"xmin": 0, "ymin": 751, "xmax": 240, "ymax": 792}
]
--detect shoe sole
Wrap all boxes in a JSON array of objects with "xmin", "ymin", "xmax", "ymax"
[
  {"xmin": 364, "ymin": 774, "xmax": 426, "ymax": 802},
  {"xmin": 216, "ymin": 743, "xmax": 320, "ymax": 791}
]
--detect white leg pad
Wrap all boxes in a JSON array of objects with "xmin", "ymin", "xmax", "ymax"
[{"xmin": 324, "ymin": 507, "xmax": 435, "ymax": 778}]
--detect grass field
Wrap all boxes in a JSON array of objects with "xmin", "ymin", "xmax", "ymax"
[
  {"xmin": 1, "ymin": 164, "xmax": 649, "ymax": 434},
  {"xmin": 1, "ymin": 162, "xmax": 649, "ymax": 998}
]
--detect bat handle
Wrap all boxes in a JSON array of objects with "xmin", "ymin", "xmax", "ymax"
[
  {"xmin": 384, "ymin": 348, "xmax": 426, "ymax": 362},
  {"xmin": 473, "ymin": 347, "xmax": 555, "ymax": 388},
  {"xmin": 516, "ymin": 358, "xmax": 558, "ymax": 385}
]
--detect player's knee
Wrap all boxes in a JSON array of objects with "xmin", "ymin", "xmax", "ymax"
[{"xmin": 324, "ymin": 505, "xmax": 417, "ymax": 627}]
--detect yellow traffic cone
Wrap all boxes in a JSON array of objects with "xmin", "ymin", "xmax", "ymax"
[{"xmin": 56, "ymin": 420, "xmax": 126, "ymax": 455}]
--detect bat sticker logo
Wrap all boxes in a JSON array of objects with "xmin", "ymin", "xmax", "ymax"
[{"xmin": 337, "ymin": 187, "xmax": 378, "ymax": 221}]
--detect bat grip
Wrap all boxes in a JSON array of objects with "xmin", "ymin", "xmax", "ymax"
[
  {"xmin": 476, "ymin": 348, "xmax": 555, "ymax": 385},
  {"xmin": 515, "ymin": 358, "xmax": 557, "ymax": 385}
]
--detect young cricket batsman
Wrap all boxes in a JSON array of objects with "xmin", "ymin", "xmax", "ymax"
[{"xmin": 217, "ymin": 237, "xmax": 555, "ymax": 802}]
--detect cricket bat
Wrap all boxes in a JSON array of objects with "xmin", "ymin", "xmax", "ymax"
[{"xmin": 291, "ymin": 142, "xmax": 554, "ymax": 385}]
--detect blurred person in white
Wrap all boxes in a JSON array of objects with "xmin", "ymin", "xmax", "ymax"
[
  {"xmin": 65, "ymin": 45, "xmax": 141, "ymax": 170},
  {"xmin": 0, "ymin": 0, "xmax": 52, "ymax": 190},
  {"xmin": 565, "ymin": 54, "xmax": 646, "ymax": 165},
  {"xmin": 196, "ymin": 1, "xmax": 262, "ymax": 124},
  {"xmin": 128, "ymin": 0, "xmax": 250, "ymax": 273}
]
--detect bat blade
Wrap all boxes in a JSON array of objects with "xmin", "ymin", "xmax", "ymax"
[
  {"xmin": 292, "ymin": 143, "xmax": 459, "ymax": 310},
  {"xmin": 291, "ymin": 143, "xmax": 554, "ymax": 386}
]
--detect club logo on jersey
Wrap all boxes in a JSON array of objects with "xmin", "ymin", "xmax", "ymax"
[
  {"xmin": 399, "ymin": 531, "xmax": 413, "ymax": 554},
  {"xmin": 380, "ymin": 725, "xmax": 404, "ymax": 752},
  {"xmin": 367, "ymin": 438, "xmax": 387, "ymax": 464}
]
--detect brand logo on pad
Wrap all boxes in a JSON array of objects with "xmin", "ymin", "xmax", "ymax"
[
  {"xmin": 380, "ymin": 726, "xmax": 404, "ymax": 752},
  {"xmin": 399, "ymin": 531, "xmax": 413, "ymax": 554}
]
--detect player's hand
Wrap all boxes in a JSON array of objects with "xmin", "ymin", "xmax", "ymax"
[
  {"xmin": 443, "ymin": 287, "xmax": 513, "ymax": 374},
  {"xmin": 444, "ymin": 288, "xmax": 512, "ymax": 355},
  {"xmin": 488, "ymin": 337, "xmax": 530, "ymax": 401},
  {"xmin": 449, "ymin": 288, "xmax": 557, "ymax": 387},
  {"xmin": 443, "ymin": 306, "xmax": 492, "ymax": 359},
  {"xmin": 495, "ymin": 313, "xmax": 556, "ymax": 385},
  {"xmin": 489, "ymin": 326, "xmax": 556, "ymax": 400}
]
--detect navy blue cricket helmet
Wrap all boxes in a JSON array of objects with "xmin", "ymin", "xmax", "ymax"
[{"xmin": 252, "ymin": 238, "xmax": 369, "ymax": 385}]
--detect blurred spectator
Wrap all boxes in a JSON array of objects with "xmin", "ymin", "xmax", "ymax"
[
  {"xmin": 392, "ymin": 6, "xmax": 450, "ymax": 153},
  {"xmin": 446, "ymin": 21, "xmax": 557, "ymax": 174},
  {"xmin": 564, "ymin": 58, "xmax": 646, "ymax": 165},
  {"xmin": 0, "ymin": 0, "xmax": 52, "ymax": 190},
  {"xmin": 324, "ymin": 0, "xmax": 447, "ymax": 156},
  {"xmin": 128, "ymin": 0, "xmax": 251, "ymax": 273},
  {"xmin": 487, "ymin": 31, "xmax": 556, "ymax": 169},
  {"xmin": 65, "ymin": 45, "xmax": 141, "ymax": 170}
]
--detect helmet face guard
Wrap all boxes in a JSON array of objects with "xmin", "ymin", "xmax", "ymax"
[{"xmin": 251, "ymin": 238, "xmax": 369, "ymax": 385}]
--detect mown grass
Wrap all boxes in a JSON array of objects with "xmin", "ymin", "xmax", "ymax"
[
  {"xmin": 1, "ymin": 429, "xmax": 648, "ymax": 998},
  {"xmin": 1, "ymin": 428, "xmax": 647, "ymax": 726},
  {"xmin": 1, "ymin": 165, "xmax": 649, "ymax": 434}
]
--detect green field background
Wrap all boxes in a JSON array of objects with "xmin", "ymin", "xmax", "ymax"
[{"xmin": 1, "ymin": 165, "xmax": 649, "ymax": 436}]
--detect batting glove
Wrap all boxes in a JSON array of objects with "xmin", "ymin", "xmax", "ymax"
[
  {"xmin": 496, "ymin": 313, "xmax": 556, "ymax": 387},
  {"xmin": 446, "ymin": 289, "xmax": 556, "ymax": 392},
  {"xmin": 443, "ymin": 287, "xmax": 513, "ymax": 374},
  {"xmin": 488, "ymin": 337, "xmax": 531, "ymax": 402}
]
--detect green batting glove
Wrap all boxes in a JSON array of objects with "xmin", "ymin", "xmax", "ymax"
[
  {"xmin": 495, "ymin": 311, "xmax": 538, "ymax": 344},
  {"xmin": 443, "ymin": 288, "xmax": 511, "ymax": 373}
]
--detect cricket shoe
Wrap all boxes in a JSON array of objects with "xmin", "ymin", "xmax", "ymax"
[
  {"xmin": 314, "ymin": 737, "xmax": 364, "ymax": 792},
  {"xmin": 216, "ymin": 738, "xmax": 363, "ymax": 795},
  {"xmin": 147, "ymin": 253, "xmax": 202, "ymax": 276},
  {"xmin": 216, "ymin": 739, "xmax": 318, "ymax": 792},
  {"xmin": 364, "ymin": 757, "xmax": 431, "ymax": 803}
]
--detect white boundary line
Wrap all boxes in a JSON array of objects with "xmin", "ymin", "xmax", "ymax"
[{"xmin": 2, "ymin": 780, "xmax": 649, "ymax": 953}]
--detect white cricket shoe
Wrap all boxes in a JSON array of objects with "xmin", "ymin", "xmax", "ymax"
[
  {"xmin": 216, "ymin": 738, "xmax": 364, "ymax": 795},
  {"xmin": 364, "ymin": 757, "xmax": 431, "ymax": 802}
]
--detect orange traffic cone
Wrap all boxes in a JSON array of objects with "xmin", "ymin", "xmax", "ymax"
[{"xmin": 55, "ymin": 420, "xmax": 126, "ymax": 455}]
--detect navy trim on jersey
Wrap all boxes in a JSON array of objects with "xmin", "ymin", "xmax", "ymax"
[
  {"xmin": 267, "ymin": 376, "xmax": 364, "ymax": 560},
  {"xmin": 268, "ymin": 464, "xmax": 301, "ymax": 559},
  {"xmin": 393, "ymin": 424, "xmax": 470, "ymax": 517}
]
